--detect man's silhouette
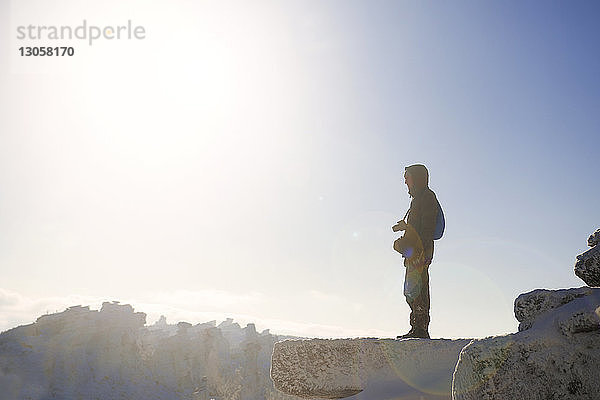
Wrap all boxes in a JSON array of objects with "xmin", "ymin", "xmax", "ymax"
[{"xmin": 393, "ymin": 164, "xmax": 440, "ymax": 339}]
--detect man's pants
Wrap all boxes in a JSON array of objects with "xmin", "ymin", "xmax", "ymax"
[{"xmin": 404, "ymin": 262, "xmax": 430, "ymax": 332}]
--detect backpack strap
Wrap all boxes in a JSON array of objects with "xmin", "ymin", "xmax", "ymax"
[{"xmin": 402, "ymin": 209, "xmax": 410, "ymax": 222}]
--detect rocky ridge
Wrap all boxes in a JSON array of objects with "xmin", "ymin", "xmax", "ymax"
[{"xmin": 0, "ymin": 302, "xmax": 300, "ymax": 400}]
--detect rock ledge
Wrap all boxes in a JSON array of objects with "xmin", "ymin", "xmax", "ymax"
[{"xmin": 271, "ymin": 337, "xmax": 471, "ymax": 399}]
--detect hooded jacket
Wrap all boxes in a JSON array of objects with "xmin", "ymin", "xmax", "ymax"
[{"xmin": 405, "ymin": 164, "xmax": 439, "ymax": 263}]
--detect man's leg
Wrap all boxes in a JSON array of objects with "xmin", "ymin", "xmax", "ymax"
[
  {"xmin": 399, "ymin": 262, "xmax": 423, "ymax": 338},
  {"xmin": 406, "ymin": 293, "xmax": 416, "ymax": 333},
  {"xmin": 412, "ymin": 264, "xmax": 430, "ymax": 337},
  {"xmin": 398, "ymin": 264, "xmax": 416, "ymax": 338}
]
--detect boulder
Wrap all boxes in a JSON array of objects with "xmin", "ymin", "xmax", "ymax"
[
  {"xmin": 587, "ymin": 229, "xmax": 600, "ymax": 247},
  {"xmin": 453, "ymin": 288, "xmax": 600, "ymax": 400},
  {"xmin": 271, "ymin": 338, "xmax": 471, "ymax": 400},
  {"xmin": 574, "ymin": 229, "xmax": 600, "ymax": 287},
  {"xmin": 514, "ymin": 287, "xmax": 594, "ymax": 331}
]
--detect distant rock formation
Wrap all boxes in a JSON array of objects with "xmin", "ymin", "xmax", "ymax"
[
  {"xmin": 575, "ymin": 228, "xmax": 600, "ymax": 286},
  {"xmin": 0, "ymin": 301, "xmax": 301, "ymax": 400},
  {"xmin": 271, "ymin": 338, "xmax": 471, "ymax": 399}
]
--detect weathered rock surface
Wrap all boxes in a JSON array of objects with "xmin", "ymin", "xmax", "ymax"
[
  {"xmin": 574, "ymin": 229, "xmax": 600, "ymax": 286},
  {"xmin": 271, "ymin": 338, "xmax": 471, "ymax": 400},
  {"xmin": 587, "ymin": 229, "xmax": 600, "ymax": 247},
  {"xmin": 514, "ymin": 287, "xmax": 594, "ymax": 331},
  {"xmin": 453, "ymin": 288, "xmax": 600, "ymax": 400}
]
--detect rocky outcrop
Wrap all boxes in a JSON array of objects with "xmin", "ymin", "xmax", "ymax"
[
  {"xmin": 575, "ymin": 229, "xmax": 600, "ymax": 286},
  {"xmin": 0, "ymin": 302, "xmax": 301, "ymax": 400},
  {"xmin": 269, "ymin": 229, "xmax": 600, "ymax": 400},
  {"xmin": 271, "ymin": 338, "xmax": 471, "ymax": 399},
  {"xmin": 452, "ymin": 230, "xmax": 600, "ymax": 400},
  {"xmin": 587, "ymin": 229, "xmax": 600, "ymax": 247},
  {"xmin": 514, "ymin": 287, "xmax": 594, "ymax": 331},
  {"xmin": 453, "ymin": 288, "xmax": 600, "ymax": 400}
]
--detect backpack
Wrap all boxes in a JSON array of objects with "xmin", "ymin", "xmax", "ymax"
[
  {"xmin": 402, "ymin": 199, "xmax": 445, "ymax": 240},
  {"xmin": 433, "ymin": 201, "xmax": 445, "ymax": 240}
]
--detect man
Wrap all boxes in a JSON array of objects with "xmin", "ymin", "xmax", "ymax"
[{"xmin": 392, "ymin": 164, "xmax": 439, "ymax": 339}]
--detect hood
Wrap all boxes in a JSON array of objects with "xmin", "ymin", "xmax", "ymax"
[{"xmin": 405, "ymin": 164, "xmax": 429, "ymax": 197}]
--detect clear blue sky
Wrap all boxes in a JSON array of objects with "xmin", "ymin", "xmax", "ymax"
[{"xmin": 1, "ymin": 0, "xmax": 599, "ymax": 338}]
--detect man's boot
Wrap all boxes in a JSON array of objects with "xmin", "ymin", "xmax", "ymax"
[
  {"xmin": 396, "ymin": 329, "xmax": 415, "ymax": 339},
  {"xmin": 412, "ymin": 313, "xmax": 430, "ymax": 339},
  {"xmin": 397, "ymin": 328, "xmax": 429, "ymax": 339},
  {"xmin": 410, "ymin": 328, "xmax": 430, "ymax": 339}
]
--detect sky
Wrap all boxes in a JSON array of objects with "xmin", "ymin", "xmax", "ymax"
[{"xmin": 1, "ymin": 0, "xmax": 599, "ymax": 339}]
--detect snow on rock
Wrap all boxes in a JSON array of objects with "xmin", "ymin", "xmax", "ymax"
[
  {"xmin": 271, "ymin": 338, "xmax": 471, "ymax": 399},
  {"xmin": 514, "ymin": 287, "xmax": 594, "ymax": 331},
  {"xmin": 0, "ymin": 302, "xmax": 302, "ymax": 400},
  {"xmin": 452, "ymin": 288, "xmax": 600, "ymax": 400}
]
